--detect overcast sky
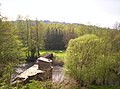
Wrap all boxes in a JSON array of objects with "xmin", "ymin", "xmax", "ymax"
[{"xmin": 0, "ymin": 0, "xmax": 120, "ymax": 28}]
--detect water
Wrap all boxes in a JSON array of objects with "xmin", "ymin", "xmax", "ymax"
[
  {"xmin": 12, "ymin": 62, "xmax": 34, "ymax": 79},
  {"xmin": 15, "ymin": 62, "xmax": 34, "ymax": 74},
  {"xmin": 13, "ymin": 63, "xmax": 64, "ymax": 83},
  {"xmin": 52, "ymin": 66, "xmax": 64, "ymax": 83}
]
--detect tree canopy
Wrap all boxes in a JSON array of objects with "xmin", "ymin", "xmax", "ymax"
[{"xmin": 65, "ymin": 34, "xmax": 120, "ymax": 88}]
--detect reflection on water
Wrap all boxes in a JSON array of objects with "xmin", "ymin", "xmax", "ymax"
[
  {"xmin": 15, "ymin": 62, "xmax": 34, "ymax": 74},
  {"xmin": 13, "ymin": 63, "xmax": 64, "ymax": 83},
  {"xmin": 52, "ymin": 66, "xmax": 64, "ymax": 83},
  {"xmin": 12, "ymin": 62, "xmax": 34, "ymax": 79}
]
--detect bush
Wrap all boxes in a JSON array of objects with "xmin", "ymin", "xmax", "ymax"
[
  {"xmin": 64, "ymin": 34, "xmax": 119, "ymax": 88},
  {"xmin": 21, "ymin": 80, "xmax": 57, "ymax": 89}
]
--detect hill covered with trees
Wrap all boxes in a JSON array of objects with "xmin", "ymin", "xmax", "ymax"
[{"xmin": 0, "ymin": 15, "xmax": 120, "ymax": 88}]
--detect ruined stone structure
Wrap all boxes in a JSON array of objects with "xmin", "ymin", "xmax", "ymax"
[
  {"xmin": 12, "ymin": 57, "xmax": 53, "ymax": 85},
  {"xmin": 37, "ymin": 57, "xmax": 53, "ymax": 80}
]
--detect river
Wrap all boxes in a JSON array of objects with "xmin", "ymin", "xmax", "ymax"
[
  {"xmin": 13, "ymin": 62, "xmax": 64, "ymax": 83},
  {"xmin": 52, "ymin": 66, "xmax": 64, "ymax": 83}
]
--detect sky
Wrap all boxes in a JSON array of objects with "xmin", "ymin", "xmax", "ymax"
[{"xmin": 0, "ymin": 0, "xmax": 120, "ymax": 28}]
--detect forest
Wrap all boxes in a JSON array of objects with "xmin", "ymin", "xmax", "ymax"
[{"xmin": 0, "ymin": 14, "xmax": 120, "ymax": 89}]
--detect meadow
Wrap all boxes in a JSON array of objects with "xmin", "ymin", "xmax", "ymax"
[{"xmin": 40, "ymin": 50, "xmax": 65, "ymax": 60}]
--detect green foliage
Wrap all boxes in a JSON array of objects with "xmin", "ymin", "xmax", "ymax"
[
  {"xmin": 22, "ymin": 80, "xmax": 57, "ymax": 89},
  {"xmin": 0, "ymin": 64, "xmax": 13, "ymax": 88},
  {"xmin": 0, "ymin": 19, "xmax": 24, "ymax": 65},
  {"xmin": 65, "ymin": 34, "xmax": 103, "ymax": 85},
  {"xmin": 0, "ymin": 17, "xmax": 24, "ymax": 88},
  {"xmin": 63, "ymin": 25, "xmax": 76, "ymax": 48},
  {"xmin": 0, "ymin": 20, "xmax": 23, "ymax": 63},
  {"xmin": 65, "ymin": 34, "xmax": 120, "ymax": 87},
  {"xmin": 13, "ymin": 17, "xmax": 118, "ymax": 52},
  {"xmin": 88, "ymin": 85, "xmax": 120, "ymax": 89},
  {"xmin": 40, "ymin": 50, "xmax": 65, "ymax": 60},
  {"xmin": 1, "ymin": 15, "xmax": 120, "ymax": 88},
  {"xmin": 44, "ymin": 28, "xmax": 65, "ymax": 50}
]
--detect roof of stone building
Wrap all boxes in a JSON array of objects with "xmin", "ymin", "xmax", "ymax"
[
  {"xmin": 37, "ymin": 57, "xmax": 52, "ymax": 63},
  {"xmin": 16, "ymin": 64, "xmax": 44, "ymax": 80}
]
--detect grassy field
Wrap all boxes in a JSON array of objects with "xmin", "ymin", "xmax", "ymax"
[{"xmin": 40, "ymin": 50, "xmax": 65, "ymax": 60}]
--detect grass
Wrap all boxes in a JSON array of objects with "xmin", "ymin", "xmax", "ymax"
[
  {"xmin": 40, "ymin": 50, "xmax": 65, "ymax": 66},
  {"xmin": 40, "ymin": 50, "xmax": 65, "ymax": 60},
  {"xmin": 88, "ymin": 85, "xmax": 120, "ymax": 89},
  {"xmin": 21, "ymin": 82, "xmax": 120, "ymax": 89}
]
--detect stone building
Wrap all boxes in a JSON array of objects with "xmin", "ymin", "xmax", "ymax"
[
  {"xmin": 12, "ymin": 57, "xmax": 53, "ymax": 85},
  {"xmin": 37, "ymin": 57, "xmax": 53, "ymax": 80}
]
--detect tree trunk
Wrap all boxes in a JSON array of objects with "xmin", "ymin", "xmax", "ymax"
[{"xmin": 31, "ymin": 48, "xmax": 36, "ymax": 61}]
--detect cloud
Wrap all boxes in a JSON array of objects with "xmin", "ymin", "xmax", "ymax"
[{"xmin": 0, "ymin": 0, "xmax": 120, "ymax": 28}]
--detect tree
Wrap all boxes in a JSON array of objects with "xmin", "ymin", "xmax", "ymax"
[
  {"xmin": 0, "ymin": 17, "xmax": 23, "ymax": 87},
  {"xmin": 44, "ymin": 28, "xmax": 65, "ymax": 50},
  {"xmin": 0, "ymin": 18, "xmax": 23, "ymax": 64},
  {"xmin": 15, "ymin": 15, "xmax": 28, "ymax": 57},
  {"xmin": 64, "ymin": 27, "xmax": 76, "ymax": 48},
  {"xmin": 114, "ymin": 22, "xmax": 120, "ymax": 30},
  {"xmin": 64, "ymin": 34, "xmax": 119, "ymax": 88},
  {"xmin": 0, "ymin": 3, "xmax": 1, "ymax": 16},
  {"xmin": 35, "ymin": 19, "xmax": 40, "ymax": 57}
]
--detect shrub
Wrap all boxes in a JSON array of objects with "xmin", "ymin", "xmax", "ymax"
[{"xmin": 64, "ymin": 34, "xmax": 118, "ymax": 88}]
